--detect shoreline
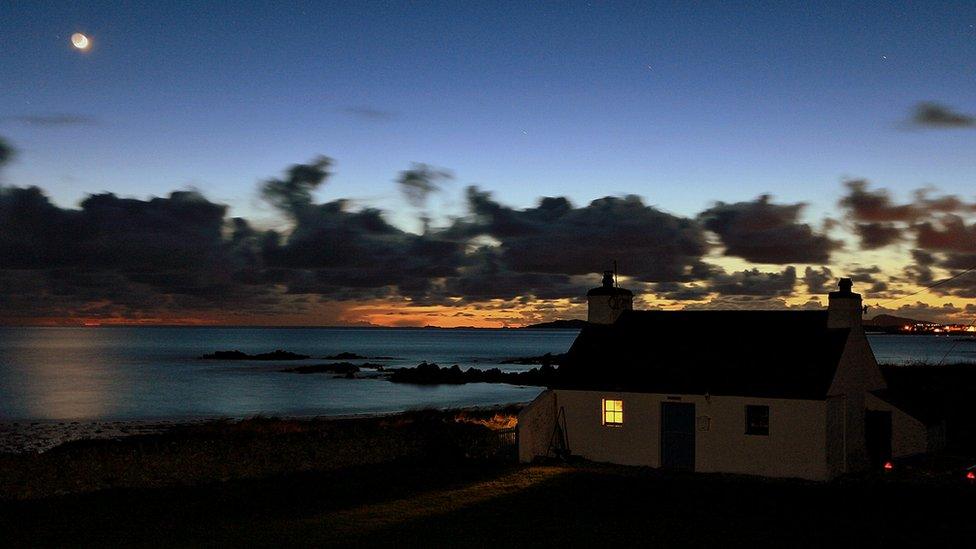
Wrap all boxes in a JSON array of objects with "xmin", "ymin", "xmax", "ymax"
[{"xmin": 0, "ymin": 403, "xmax": 525, "ymax": 455}]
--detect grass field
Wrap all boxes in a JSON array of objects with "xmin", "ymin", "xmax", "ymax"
[
  {"xmin": 4, "ymin": 410, "xmax": 976, "ymax": 547},
  {"xmin": 5, "ymin": 460, "xmax": 976, "ymax": 547}
]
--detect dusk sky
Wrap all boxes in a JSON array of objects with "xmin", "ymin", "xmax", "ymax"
[{"xmin": 2, "ymin": 1, "xmax": 976, "ymax": 327}]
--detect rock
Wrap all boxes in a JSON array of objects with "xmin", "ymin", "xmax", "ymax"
[{"xmin": 198, "ymin": 349, "xmax": 310, "ymax": 360}]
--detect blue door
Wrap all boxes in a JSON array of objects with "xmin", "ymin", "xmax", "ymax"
[{"xmin": 661, "ymin": 402, "xmax": 695, "ymax": 471}]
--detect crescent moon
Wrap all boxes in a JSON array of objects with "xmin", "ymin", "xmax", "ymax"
[{"xmin": 71, "ymin": 33, "xmax": 90, "ymax": 50}]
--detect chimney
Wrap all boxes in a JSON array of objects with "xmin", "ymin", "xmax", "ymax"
[
  {"xmin": 827, "ymin": 278, "xmax": 863, "ymax": 330},
  {"xmin": 586, "ymin": 269, "xmax": 633, "ymax": 324}
]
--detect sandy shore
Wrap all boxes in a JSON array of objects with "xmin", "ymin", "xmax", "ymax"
[
  {"xmin": 0, "ymin": 403, "xmax": 520, "ymax": 455},
  {"xmin": 0, "ymin": 420, "xmax": 186, "ymax": 454}
]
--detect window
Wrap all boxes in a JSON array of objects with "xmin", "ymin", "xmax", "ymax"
[
  {"xmin": 745, "ymin": 405, "xmax": 769, "ymax": 436},
  {"xmin": 602, "ymin": 399, "xmax": 623, "ymax": 426}
]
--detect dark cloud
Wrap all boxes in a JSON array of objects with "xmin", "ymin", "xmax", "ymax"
[
  {"xmin": 259, "ymin": 156, "xmax": 333, "ymax": 215},
  {"xmin": 848, "ymin": 265, "xmax": 882, "ymax": 285},
  {"xmin": 442, "ymin": 248, "xmax": 589, "ymax": 303},
  {"xmin": 910, "ymin": 102, "xmax": 975, "ymax": 128},
  {"xmin": 915, "ymin": 215, "xmax": 976, "ymax": 254},
  {"xmin": 844, "ymin": 266, "xmax": 890, "ymax": 295},
  {"xmin": 0, "ymin": 185, "xmax": 284, "ymax": 321},
  {"xmin": 340, "ymin": 106, "xmax": 398, "ymax": 121},
  {"xmin": 838, "ymin": 180, "xmax": 919, "ymax": 223},
  {"xmin": 698, "ymin": 195, "xmax": 839, "ymax": 264},
  {"xmin": 0, "ymin": 114, "xmax": 97, "ymax": 127},
  {"xmin": 853, "ymin": 222, "xmax": 904, "ymax": 249},
  {"xmin": 4, "ymin": 133, "xmax": 972, "ymax": 323},
  {"xmin": 803, "ymin": 266, "xmax": 833, "ymax": 294},
  {"xmin": 705, "ymin": 266, "xmax": 797, "ymax": 297},
  {"xmin": 653, "ymin": 281, "xmax": 711, "ymax": 301},
  {"xmin": 0, "ymin": 137, "xmax": 12, "ymax": 166},
  {"xmin": 454, "ymin": 188, "xmax": 711, "ymax": 282},
  {"xmin": 396, "ymin": 163, "xmax": 452, "ymax": 208},
  {"xmin": 839, "ymin": 180, "xmax": 976, "ymax": 252}
]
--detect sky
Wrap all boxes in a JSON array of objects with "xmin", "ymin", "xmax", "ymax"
[{"xmin": 1, "ymin": 1, "xmax": 975, "ymax": 327}]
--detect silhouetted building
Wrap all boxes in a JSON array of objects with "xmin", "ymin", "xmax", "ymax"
[
  {"xmin": 518, "ymin": 277, "xmax": 944, "ymax": 480},
  {"xmin": 587, "ymin": 270, "xmax": 633, "ymax": 324}
]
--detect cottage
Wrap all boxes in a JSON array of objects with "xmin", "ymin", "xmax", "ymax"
[{"xmin": 517, "ymin": 274, "xmax": 944, "ymax": 481}]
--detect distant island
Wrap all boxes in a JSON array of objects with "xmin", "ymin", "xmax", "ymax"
[
  {"xmin": 521, "ymin": 319, "xmax": 587, "ymax": 329},
  {"xmin": 865, "ymin": 314, "xmax": 975, "ymax": 335}
]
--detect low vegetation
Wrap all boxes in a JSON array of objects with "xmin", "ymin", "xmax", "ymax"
[{"xmin": 0, "ymin": 409, "xmax": 517, "ymax": 501}]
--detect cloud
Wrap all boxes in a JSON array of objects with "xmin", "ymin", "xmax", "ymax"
[
  {"xmin": 652, "ymin": 281, "xmax": 712, "ymax": 301},
  {"xmin": 803, "ymin": 266, "xmax": 833, "ymax": 294},
  {"xmin": 0, "ymin": 185, "xmax": 288, "ymax": 322},
  {"xmin": 259, "ymin": 156, "xmax": 333, "ymax": 215},
  {"xmin": 396, "ymin": 163, "xmax": 452, "ymax": 208},
  {"xmin": 0, "ymin": 137, "xmax": 12, "ymax": 167},
  {"xmin": 453, "ymin": 188, "xmax": 711, "ymax": 282},
  {"xmin": 838, "ymin": 180, "xmax": 919, "ymax": 223},
  {"xmin": 2, "ymin": 133, "xmax": 973, "ymax": 324},
  {"xmin": 910, "ymin": 102, "xmax": 975, "ymax": 128},
  {"xmin": 0, "ymin": 114, "xmax": 97, "ymax": 127},
  {"xmin": 340, "ymin": 106, "xmax": 398, "ymax": 121},
  {"xmin": 698, "ymin": 195, "xmax": 840, "ymax": 264},
  {"xmin": 914, "ymin": 215, "xmax": 976, "ymax": 254},
  {"xmin": 839, "ymin": 180, "xmax": 976, "ymax": 252},
  {"xmin": 705, "ymin": 266, "xmax": 797, "ymax": 297},
  {"xmin": 853, "ymin": 222, "xmax": 904, "ymax": 249}
]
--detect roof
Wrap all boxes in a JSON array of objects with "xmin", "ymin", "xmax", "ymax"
[{"xmin": 553, "ymin": 309, "xmax": 851, "ymax": 400}]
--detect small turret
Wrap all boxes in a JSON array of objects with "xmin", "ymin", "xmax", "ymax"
[
  {"xmin": 827, "ymin": 278, "xmax": 863, "ymax": 330},
  {"xmin": 586, "ymin": 270, "xmax": 633, "ymax": 324}
]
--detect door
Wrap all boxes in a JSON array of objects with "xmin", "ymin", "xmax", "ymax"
[
  {"xmin": 865, "ymin": 410, "xmax": 892, "ymax": 468},
  {"xmin": 661, "ymin": 402, "xmax": 695, "ymax": 471}
]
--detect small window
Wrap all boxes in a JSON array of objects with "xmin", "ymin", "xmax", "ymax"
[
  {"xmin": 602, "ymin": 399, "xmax": 623, "ymax": 426},
  {"xmin": 745, "ymin": 405, "xmax": 769, "ymax": 436}
]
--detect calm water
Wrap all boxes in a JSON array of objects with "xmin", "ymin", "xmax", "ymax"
[
  {"xmin": 0, "ymin": 328, "xmax": 973, "ymax": 421},
  {"xmin": 0, "ymin": 327, "xmax": 576, "ymax": 421}
]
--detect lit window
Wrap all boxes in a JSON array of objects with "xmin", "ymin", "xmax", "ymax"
[
  {"xmin": 602, "ymin": 399, "xmax": 623, "ymax": 426},
  {"xmin": 745, "ymin": 405, "xmax": 769, "ymax": 436}
]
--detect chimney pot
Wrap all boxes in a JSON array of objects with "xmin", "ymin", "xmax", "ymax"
[{"xmin": 828, "ymin": 278, "xmax": 862, "ymax": 330}]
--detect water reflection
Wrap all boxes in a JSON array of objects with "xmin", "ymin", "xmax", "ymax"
[
  {"xmin": 0, "ymin": 327, "xmax": 559, "ymax": 421},
  {"xmin": 0, "ymin": 328, "xmax": 118, "ymax": 419}
]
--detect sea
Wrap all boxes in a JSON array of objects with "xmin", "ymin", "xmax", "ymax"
[{"xmin": 1, "ymin": 327, "xmax": 974, "ymax": 422}]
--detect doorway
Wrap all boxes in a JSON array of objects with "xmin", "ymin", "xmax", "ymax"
[{"xmin": 661, "ymin": 402, "xmax": 695, "ymax": 471}]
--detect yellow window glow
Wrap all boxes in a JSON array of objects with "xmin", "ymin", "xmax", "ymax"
[{"xmin": 602, "ymin": 399, "xmax": 623, "ymax": 426}]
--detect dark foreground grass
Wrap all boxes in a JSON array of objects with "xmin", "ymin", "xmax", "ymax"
[{"xmin": 4, "ymin": 461, "xmax": 976, "ymax": 547}]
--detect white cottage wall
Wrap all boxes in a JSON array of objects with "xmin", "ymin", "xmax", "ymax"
[
  {"xmin": 516, "ymin": 390, "xmax": 557, "ymax": 463},
  {"xmin": 544, "ymin": 390, "xmax": 830, "ymax": 481},
  {"xmin": 865, "ymin": 392, "xmax": 934, "ymax": 458}
]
